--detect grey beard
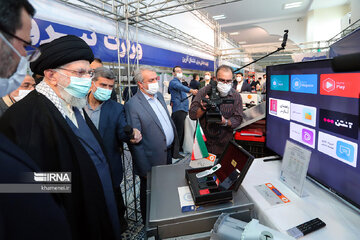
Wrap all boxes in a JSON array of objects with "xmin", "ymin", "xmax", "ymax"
[{"xmin": 59, "ymin": 87, "xmax": 87, "ymax": 109}]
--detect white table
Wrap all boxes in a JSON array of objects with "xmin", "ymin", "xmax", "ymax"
[{"xmin": 242, "ymin": 158, "xmax": 360, "ymax": 239}]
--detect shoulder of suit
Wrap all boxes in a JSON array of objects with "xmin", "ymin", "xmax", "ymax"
[
  {"xmin": 103, "ymin": 99, "xmax": 124, "ymax": 111},
  {"xmin": 125, "ymin": 92, "xmax": 140, "ymax": 106}
]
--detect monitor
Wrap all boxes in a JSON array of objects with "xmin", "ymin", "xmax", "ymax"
[{"xmin": 266, "ymin": 59, "xmax": 360, "ymax": 209}]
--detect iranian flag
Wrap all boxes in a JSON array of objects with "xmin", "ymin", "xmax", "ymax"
[{"xmin": 191, "ymin": 122, "xmax": 209, "ymax": 160}]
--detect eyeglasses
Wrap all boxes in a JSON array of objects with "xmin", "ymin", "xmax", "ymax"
[
  {"xmin": 217, "ymin": 78, "xmax": 233, "ymax": 84},
  {"xmin": 57, "ymin": 68, "xmax": 95, "ymax": 78},
  {"xmin": 0, "ymin": 25, "xmax": 41, "ymax": 62}
]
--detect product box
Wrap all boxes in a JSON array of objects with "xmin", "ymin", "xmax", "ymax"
[{"xmin": 185, "ymin": 140, "xmax": 255, "ymax": 205}]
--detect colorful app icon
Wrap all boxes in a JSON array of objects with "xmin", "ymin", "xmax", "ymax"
[
  {"xmin": 303, "ymin": 107, "xmax": 314, "ymax": 121},
  {"xmin": 336, "ymin": 141, "xmax": 354, "ymax": 163},
  {"xmin": 270, "ymin": 99, "xmax": 277, "ymax": 114},
  {"xmin": 319, "ymin": 109, "xmax": 358, "ymax": 140},
  {"xmin": 302, "ymin": 129, "xmax": 314, "ymax": 145},
  {"xmin": 291, "ymin": 74, "xmax": 317, "ymax": 94},
  {"xmin": 320, "ymin": 73, "xmax": 360, "ymax": 98},
  {"xmin": 270, "ymin": 75, "xmax": 289, "ymax": 91},
  {"xmin": 318, "ymin": 132, "xmax": 358, "ymax": 167},
  {"xmin": 290, "ymin": 103, "xmax": 316, "ymax": 127},
  {"xmin": 304, "ymin": 112, "xmax": 312, "ymax": 120}
]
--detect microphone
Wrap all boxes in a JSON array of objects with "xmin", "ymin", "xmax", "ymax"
[
  {"xmin": 281, "ymin": 30, "xmax": 289, "ymax": 49},
  {"xmin": 124, "ymin": 125, "xmax": 134, "ymax": 139},
  {"xmin": 331, "ymin": 52, "xmax": 360, "ymax": 72}
]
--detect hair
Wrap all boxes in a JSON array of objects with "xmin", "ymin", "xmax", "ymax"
[
  {"xmin": 215, "ymin": 65, "xmax": 233, "ymax": 78},
  {"xmin": 235, "ymin": 72, "xmax": 243, "ymax": 77},
  {"xmin": 0, "ymin": 0, "xmax": 35, "ymax": 37},
  {"xmin": 93, "ymin": 67, "xmax": 115, "ymax": 81},
  {"xmin": 193, "ymin": 73, "xmax": 199, "ymax": 79},
  {"xmin": 93, "ymin": 58, "xmax": 102, "ymax": 64},
  {"xmin": 133, "ymin": 66, "xmax": 156, "ymax": 84},
  {"xmin": 172, "ymin": 66, "xmax": 181, "ymax": 73}
]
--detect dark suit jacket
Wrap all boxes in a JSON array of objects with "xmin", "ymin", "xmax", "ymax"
[
  {"xmin": 232, "ymin": 80, "xmax": 252, "ymax": 92},
  {"xmin": 0, "ymin": 133, "xmax": 71, "ymax": 240},
  {"xmin": 98, "ymin": 99, "xmax": 129, "ymax": 186},
  {"xmin": 125, "ymin": 91, "xmax": 179, "ymax": 177},
  {"xmin": 189, "ymin": 80, "xmax": 200, "ymax": 89},
  {"xmin": 0, "ymin": 90, "xmax": 117, "ymax": 240},
  {"xmin": 234, "ymin": 80, "xmax": 252, "ymax": 92}
]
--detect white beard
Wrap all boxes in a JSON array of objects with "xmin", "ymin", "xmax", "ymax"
[{"xmin": 59, "ymin": 87, "xmax": 87, "ymax": 109}]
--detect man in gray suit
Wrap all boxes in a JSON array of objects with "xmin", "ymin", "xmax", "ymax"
[{"xmin": 125, "ymin": 66, "xmax": 179, "ymax": 223}]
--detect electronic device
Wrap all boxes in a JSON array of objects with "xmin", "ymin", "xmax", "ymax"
[
  {"xmin": 186, "ymin": 140, "xmax": 254, "ymax": 205},
  {"xmin": 196, "ymin": 163, "xmax": 221, "ymax": 178},
  {"xmin": 287, "ymin": 218, "xmax": 326, "ymax": 238},
  {"xmin": 202, "ymin": 80, "xmax": 234, "ymax": 123},
  {"xmin": 266, "ymin": 59, "xmax": 360, "ymax": 209}
]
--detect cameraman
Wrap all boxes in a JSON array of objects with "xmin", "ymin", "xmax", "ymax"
[{"xmin": 189, "ymin": 65, "xmax": 243, "ymax": 156}]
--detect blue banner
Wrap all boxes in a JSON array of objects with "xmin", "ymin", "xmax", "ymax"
[{"xmin": 31, "ymin": 18, "xmax": 214, "ymax": 71}]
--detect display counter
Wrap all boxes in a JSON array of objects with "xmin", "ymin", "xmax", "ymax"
[
  {"xmin": 146, "ymin": 163, "xmax": 254, "ymax": 239},
  {"xmin": 242, "ymin": 158, "xmax": 360, "ymax": 239}
]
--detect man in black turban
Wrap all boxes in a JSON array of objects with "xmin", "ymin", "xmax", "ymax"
[{"xmin": 0, "ymin": 35, "xmax": 121, "ymax": 240}]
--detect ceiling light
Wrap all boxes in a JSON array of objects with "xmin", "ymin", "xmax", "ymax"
[
  {"xmin": 212, "ymin": 14, "xmax": 226, "ymax": 20},
  {"xmin": 238, "ymin": 41, "xmax": 247, "ymax": 44},
  {"xmin": 229, "ymin": 32, "xmax": 239, "ymax": 35},
  {"xmin": 284, "ymin": 1, "xmax": 302, "ymax": 9}
]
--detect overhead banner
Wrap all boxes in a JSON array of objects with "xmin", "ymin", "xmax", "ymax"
[{"xmin": 31, "ymin": 18, "xmax": 214, "ymax": 71}]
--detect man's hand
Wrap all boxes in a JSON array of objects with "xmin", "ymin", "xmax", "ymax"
[
  {"xmin": 130, "ymin": 128, "xmax": 142, "ymax": 144},
  {"xmin": 200, "ymin": 95, "xmax": 209, "ymax": 110},
  {"xmin": 217, "ymin": 116, "xmax": 226, "ymax": 125},
  {"xmin": 190, "ymin": 89, "xmax": 198, "ymax": 95}
]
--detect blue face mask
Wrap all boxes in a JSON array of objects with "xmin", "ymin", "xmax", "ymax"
[
  {"xmin": 57, "ymin": 71, "xmax": 92, "ymax": 98},
  {"xmin": 0, "ymin": 32, "xmax": 28, "ymax": 97},
  {"xmin": 93, "ymin": 85, "xmax": 112, "ymax": 101}
]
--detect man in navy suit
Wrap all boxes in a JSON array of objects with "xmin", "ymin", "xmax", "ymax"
[
  {"xmin": 85, "ymin": 67, "xmax": 142, "ymax": 230},
  {"xmin": 0, "ymin": 0, "xmax": 71, "ymax": 239},
  {"xmin": 125, "ymin": 66, "xmax": 179, "ymax": 223}
]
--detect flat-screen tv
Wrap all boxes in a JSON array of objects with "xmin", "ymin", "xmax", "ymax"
[{"xmin": 266, "ymin": 59, "xmax": 360, "ymax": 209}]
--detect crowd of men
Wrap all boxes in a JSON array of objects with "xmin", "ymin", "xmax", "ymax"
[{"xmin": 0, "ymin": 0, "xmax": 267, "ymax": 239}]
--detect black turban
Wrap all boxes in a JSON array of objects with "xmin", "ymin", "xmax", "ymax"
[{"xmin": 30, "ymin": 35, "xmax": 94, "ymax": 75}]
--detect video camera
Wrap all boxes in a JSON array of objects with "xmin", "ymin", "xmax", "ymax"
[{"xmin": 202, "ymin": 80, "xmax": 234, "ymax": 123}]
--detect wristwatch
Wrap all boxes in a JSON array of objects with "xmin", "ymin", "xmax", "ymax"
[{"xmin": 223, "ymin": 119, "xmax": 228, "ymax": 127}]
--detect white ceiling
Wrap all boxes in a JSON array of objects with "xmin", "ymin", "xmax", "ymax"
[{"xmin": 202, "ymin": 0, "xmax": 350, "ymax": 46}]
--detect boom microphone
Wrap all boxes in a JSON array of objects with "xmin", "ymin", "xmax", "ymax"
[
  {"xmin": 281, "ymin": 30, "xmax": 289, "ymax": 49},
  {"xmin": 124, "ymin": 125, "xmax": 134, "ymax": 139},
  {"xmin": 331, "ymin": 52, "xmax": 360, "ymax": 72}
]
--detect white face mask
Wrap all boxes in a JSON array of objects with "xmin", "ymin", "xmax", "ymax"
[
  {"xmin": 236, "ymin": 77, "xmax": 242, "ymax": 82},
  {"xmin": 0, "ymin": 33, "xmax": 28, "ymax": 97},
  {"xmin": 217, "ymin": 81, "xmax": 232, "ymax": 97},
  {"xmin": 13, "ymin": 89, "xmax": 32, "ymax": 101},
  {"xmin": 204, "ymin": 75, "xmax": 210, "ymax": 80},
  {"xmin": 145, "ymin": 82, "xmax": 159, "ymax": 95},
  {"xmin": 176, "ymin": 73, "xmax": 183, "ymax": 79}
]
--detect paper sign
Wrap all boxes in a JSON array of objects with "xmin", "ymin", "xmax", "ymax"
[
  {"xmin": 189, "ymin": 153, "xmax": 216, "ymax": 168},
  {"xmin": 255, "ymin": 183, "xmax": 290, "ymax": 206},
  {"xmin": 280, "ymin": 140, "xmax": 311, "ymax": 197}
]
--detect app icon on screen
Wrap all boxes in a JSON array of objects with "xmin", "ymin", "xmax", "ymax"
[
  {"xmin": 302, "ymin": 129, "xmax": 314, "ymax": 145},
  {"xmin": 270, "ymin": 99, "xmax": 277, "ymax": 114},
  {"xmin": 323, "ymin": 78, "xmax": 336, "ymax": 92},
  {"xmin": 336, "ymin": 141, "xmax": 354, "ymax": 163},
  {"xmin": 303, "ymin": 108, "xmax": 314, "ymax": 122}
]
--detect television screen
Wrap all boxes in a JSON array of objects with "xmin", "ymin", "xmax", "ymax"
[{"xmin": 266, "ymin": 59, "xmax": 360, "ymax": 208}]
